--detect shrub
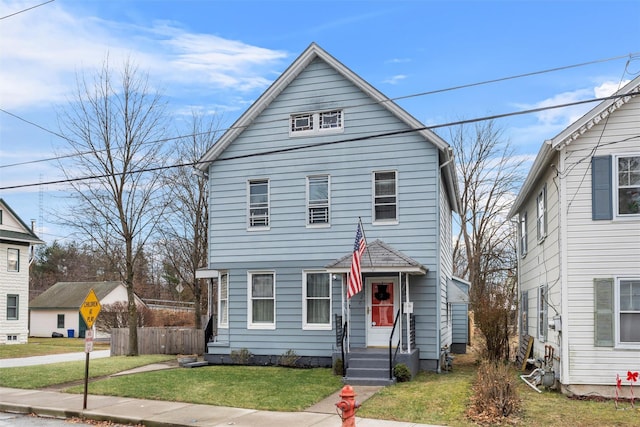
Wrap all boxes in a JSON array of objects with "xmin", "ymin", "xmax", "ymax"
[
  {"xmin": 467, "ymin": 359, "xmax": 520, "ymax": 424},
  {"xmin": 279, "ymin": 349, "xmax": 300, "ymax": 367},
  {"xmin": 333, "ymin": 358, "xmax": 344, "ymax": 376},
  {"xmin": 230, "ymin": 348, "xmax": 253, "ymax": 364},
  {"xmin": 393, "ymin": 363, "xmax": 412, "ymax": 382}
]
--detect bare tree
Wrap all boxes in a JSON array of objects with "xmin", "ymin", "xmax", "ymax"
[
  {"xmin": 449, "ymin": 120, "xmax": 523, "ymax": 360},
  {"xmin": 57, "ymin": 56, "xmax": 168, "ymax": 356},
  {"xmin": 159, "ymin": 111, "xmax": 221, "ymax": 328}
]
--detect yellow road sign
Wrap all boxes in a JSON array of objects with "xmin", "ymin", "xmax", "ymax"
[{"xmin": 80, "ymin": 289, "xmax": 101, "ymax": 329}]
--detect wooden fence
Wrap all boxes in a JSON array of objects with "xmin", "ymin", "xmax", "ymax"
[{"xmin": 111, "ymin": 327, "xmax": 204, "ymax": 356}]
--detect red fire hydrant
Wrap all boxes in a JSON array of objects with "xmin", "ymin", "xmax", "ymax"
[{"xmin": 335, "ymin": 385, "xmax": 360, "ymax": 427}]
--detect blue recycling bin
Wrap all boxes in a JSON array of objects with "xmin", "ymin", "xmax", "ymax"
[{"xmin": 67, "ymin": 329, "xmax": 75, "ymax": 338}]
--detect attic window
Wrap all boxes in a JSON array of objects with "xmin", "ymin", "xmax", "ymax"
[
  {"xmin": 291, "ymin": 113, "xmax": 313, "ymax": 132},
  {"xmin": 290, "ymin": 110, "xmax": 343, "ymax": 136}
]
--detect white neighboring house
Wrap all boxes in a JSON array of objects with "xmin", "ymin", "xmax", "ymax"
[
  {"xmin": 509, "ymin": 76, "xmax": 640, "ymax": 397},
  {"xmin": 29, "ymin": 281, "xmax": 145, "ymax": 338},
  {"xmin": 0, "ymin": 199, "xmax": 44, "ymax": 344}
]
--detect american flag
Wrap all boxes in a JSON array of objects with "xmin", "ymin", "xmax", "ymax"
[{"xmin": 347, "ymin": 223, "xmax": 367, "ymax": 298}]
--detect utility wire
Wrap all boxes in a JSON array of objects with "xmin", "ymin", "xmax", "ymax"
[
  {"xmin": 1, "ymin": 92, "xmax": 637, "ymax": 191},
  {"xmin": 0, "ymin": 0, "xmax": 55, "ymax": 20},
  {"xmin": 1, "ymin": 51, "xmax": 638, "ymax": 169}
]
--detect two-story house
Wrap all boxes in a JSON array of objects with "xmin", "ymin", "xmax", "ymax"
[
  {"xmin": 509, "ymin": 75, "xmax": 640, "ymax": 397},
  {"xmin": 196, "ymin": 43, "xmax": 461, "ymax": 384},
  {"xmin": 0, "ymin": 198, "xmax": 44, "ymax": 344}
]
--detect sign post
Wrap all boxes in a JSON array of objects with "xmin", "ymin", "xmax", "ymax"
[{"xmin": 80, "ymin": 289, "xmax": 101, "ymax": 409}]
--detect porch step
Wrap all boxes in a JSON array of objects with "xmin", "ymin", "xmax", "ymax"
[
  {"xmin": 182, "ymin": 361, "xmax": 209, "ymax": 368},
  {"xmin": 344, "ymin": 349, "xmax": 396, "ymax": 386}
]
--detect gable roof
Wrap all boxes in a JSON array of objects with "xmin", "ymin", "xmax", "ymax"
[
  {"xmin": 197, "ymin": 42, "xmax": 459, "ymax": 214},
  {"xmin": 30, "ymin": 281, "xmax": 124, "ymax": 309},
  {"xmin": 0, "ymin": 198, "xmax": 45, "ymax": 245},
  {"xmin": 325, "ymin": 239, "xmax": 427, "ymax": 275},
  {"xmin": 509, "ymin": 75, "xmax": 640, "ymax": 218}
]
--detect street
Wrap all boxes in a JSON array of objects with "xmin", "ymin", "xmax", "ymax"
[{"xmin": 0, "ymin": 412, "xmax": 136, "ymax": 426}]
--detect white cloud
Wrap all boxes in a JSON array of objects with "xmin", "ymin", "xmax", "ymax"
[
  {"xmin": 0, "ymin": 1, "xmax": 288, "ymax": 110},
  {"xmin": 383, "ymin": 74, "xmax": 407, "ymax": 85},
  {"xmin": 511, "ymin": 79, "xmax": 631, "ymax": 140}
]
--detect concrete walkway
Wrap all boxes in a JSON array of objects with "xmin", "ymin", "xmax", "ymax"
[{"xmin": 0, "ymin": 350, "xmax": 111, "ymax": 368}]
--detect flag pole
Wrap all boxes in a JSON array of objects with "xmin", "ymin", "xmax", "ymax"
[{"xmin": 357, "ymin": 217, "xmax": 373, "ymax": 270}]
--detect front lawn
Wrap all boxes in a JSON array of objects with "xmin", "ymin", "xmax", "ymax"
[
  {"xmin": 1, "ymin": 344, "xmax": 638, "ymax": 425},
  {"xmin": 67, "ymin": 365, "xmax": 343, "ymax": 412}
]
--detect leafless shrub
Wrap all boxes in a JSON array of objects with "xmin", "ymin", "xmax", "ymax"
[{"xmin": 467, "ymin": 359, "xmax": 520, "ymax": 425}]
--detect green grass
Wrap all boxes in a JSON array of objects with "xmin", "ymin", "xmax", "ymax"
[
  {"xmin": 67, "ymin": 365, "xmax": 343, "ymax": 412},
  {"xmin": 0, "ymin": 337, "xmax": 110, "ymax": 359},
  {"xmin": 358, "ymin": 364, "xmax": 475, "ymax": 427},
  {"xmin": 518, "ymin": 383, "xmax": 640, "ymax": 427},
  {"xmin": 2, "ymin": 341, "xmax": 639, "ymax": 424},
  {"xmin": 0, "ymin": 355, "xmax": 173, "ymax": 388}
]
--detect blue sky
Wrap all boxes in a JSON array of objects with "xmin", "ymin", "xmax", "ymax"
[{"xmin": 1, "ymin": 0, "xmax": 639, "ymax": 243}]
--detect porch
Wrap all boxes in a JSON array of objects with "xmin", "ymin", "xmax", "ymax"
[{"xmin": 328, "ymin": 239, "xmax": 426, "ymax": 385}]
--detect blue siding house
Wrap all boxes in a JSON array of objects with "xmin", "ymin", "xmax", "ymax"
[{"xmin": 197, "ymin": 43, "xmax": 461, "ymax": 384}]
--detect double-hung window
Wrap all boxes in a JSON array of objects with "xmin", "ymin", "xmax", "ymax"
[
  {"xmin": 616, "ymin": 155, "xmax": 640, "ymax": 216},
  {"xmin": 618, "ymin": 278, "xmax": 640, "ymax": 344},
  {"xmin": 7, "ymin": 248, "xmax": 19, "ymax": 272},
  {"xmin": 303, "ymin": 271, "xmax": 331, "ymax": 330},
  {"xmin": 307, "ymin": 175, "xmax": 329, "ymax": 226},
  {"xmin": 595, "ymin": 277, "xmax": 640, "ymax": 347},
  {"xmin": 373, "ymin": 171, "xmax": 398, "ymax": 223},
  {"xmin": 519, "ymin": 212, "xmax": 528, "ymax": 257},
  {"xmin": 219, "ymin": 272, "xmax": 229, "ymax": 328},
  {"xmin": 536, "ymin": 185, "xmax": 547, "ymax": 241},
  {"xmin": 248, "ymin": 179, "xmax": 269, "ymax": 229},
  {"xmin": 7, "ymin": 294, "xmax": 18, "ymax": 320},
  {"xmin": 538, "ymin": 285, "xmax": 547, "ymax": 341},
  {"xmin": 248, "ymin": 271, "xmax": 275, "ymax": 329}
]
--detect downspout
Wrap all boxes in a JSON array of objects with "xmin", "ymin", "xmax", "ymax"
[{"xmin": 405, "ymin": 273, "xmax": 411, "ymax": 353}]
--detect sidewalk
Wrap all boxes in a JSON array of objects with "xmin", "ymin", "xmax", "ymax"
[
  {"xmin": 0, "ymin": 352, "xmax": 445, "ymax": 427},
  {"xmin": 0, "ymin": 386, "xmax": 442, "ymax": 427},
  {"xmin": 0, "ymin": 350, "xmax": 111, "ymax": 368}
]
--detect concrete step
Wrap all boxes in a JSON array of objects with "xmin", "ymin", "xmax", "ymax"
[{"xmin": 343, "ymin": 376, "xmax": 396, "ymax": 386}]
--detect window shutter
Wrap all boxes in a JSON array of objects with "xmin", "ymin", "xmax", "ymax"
[
  {"xmin": 594, "ymin": 278, "xmax": 614, "ymax": 347},
  {"xmin": 592, "ymin": 156, "xmax": 612, "ymax": 220}
]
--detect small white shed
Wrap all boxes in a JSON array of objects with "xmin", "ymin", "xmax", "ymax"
[{"xmin": 29, "ymin": 281, "xmax": 142, "ymax": 338}]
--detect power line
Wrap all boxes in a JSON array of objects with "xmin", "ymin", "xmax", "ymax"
[
  {"xmin": 0, "ymin": 0, "xmax": 55, "ymax": 20},
  {"xmin": 1, "ymin": 51, "xmax": 637, "ymax": 169},
  {"xmin": 1, "ymin": 92, "xmax": 637, "ymax": 191}
]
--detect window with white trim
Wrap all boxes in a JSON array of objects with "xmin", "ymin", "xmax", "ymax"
[
  {"xmin": 307, "ymin": 175, "xmax": 330, "ymax": 226},
  {"xmin": 248, "ymin": 179, "xmax": 269, "ymax": 229},
  {"xmin": 7, "ymin": 248, "xmax": 19, "ymax": 272},
  {"xmin": 373, "ymin": 171, "xmax": 397, "ymax": 222},
  {"xmin": 290, "ymin": 110, "xmax": 343, "ymax": 136},
  {"xmin": 248, "ymin": 271, "xmax": 275, "ymax": 329},
  {"xmin": 616, "ymin": 155, "xmax": 640, "ymax": 216},
  {"xmin": 538, "ymin": 285, "xmax": 547, "ymax": 341},
  {"xmin": 57, "ymin": 314, "xmax": 65, "ymax": 328},
  {"xmin": 536, "ymin": 185, "xmax": 547, "ymax": 241},
  {"xmin": 618, "ymin": 278, "xmax": 640, "ymax": 344},
  {"xmin": 519, "ymin": 212, "xmax": 528, "ymax": 257},
  {"xmin": 7, "ymin": 294, "xmax": 18, "ymax": 320},
  {"xmin": 219, "ymin": 272, "xmax": 229, "ymax": 328},
  {"xmin": 303, "ymin": 271, "xmax": 331, "ymax": 330},
  {"xmin": 7, "ymin": 335, "xmax": 17, "ymax": 342}
]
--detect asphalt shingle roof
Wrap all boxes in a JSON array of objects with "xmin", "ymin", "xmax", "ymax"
[
  {"xmin": 325, "ymin": 239, "xmax": 427, "ymax": 274},
  {"xmin": 30, "ymin": 281, "xmax": 123, "ymax": 309}
]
